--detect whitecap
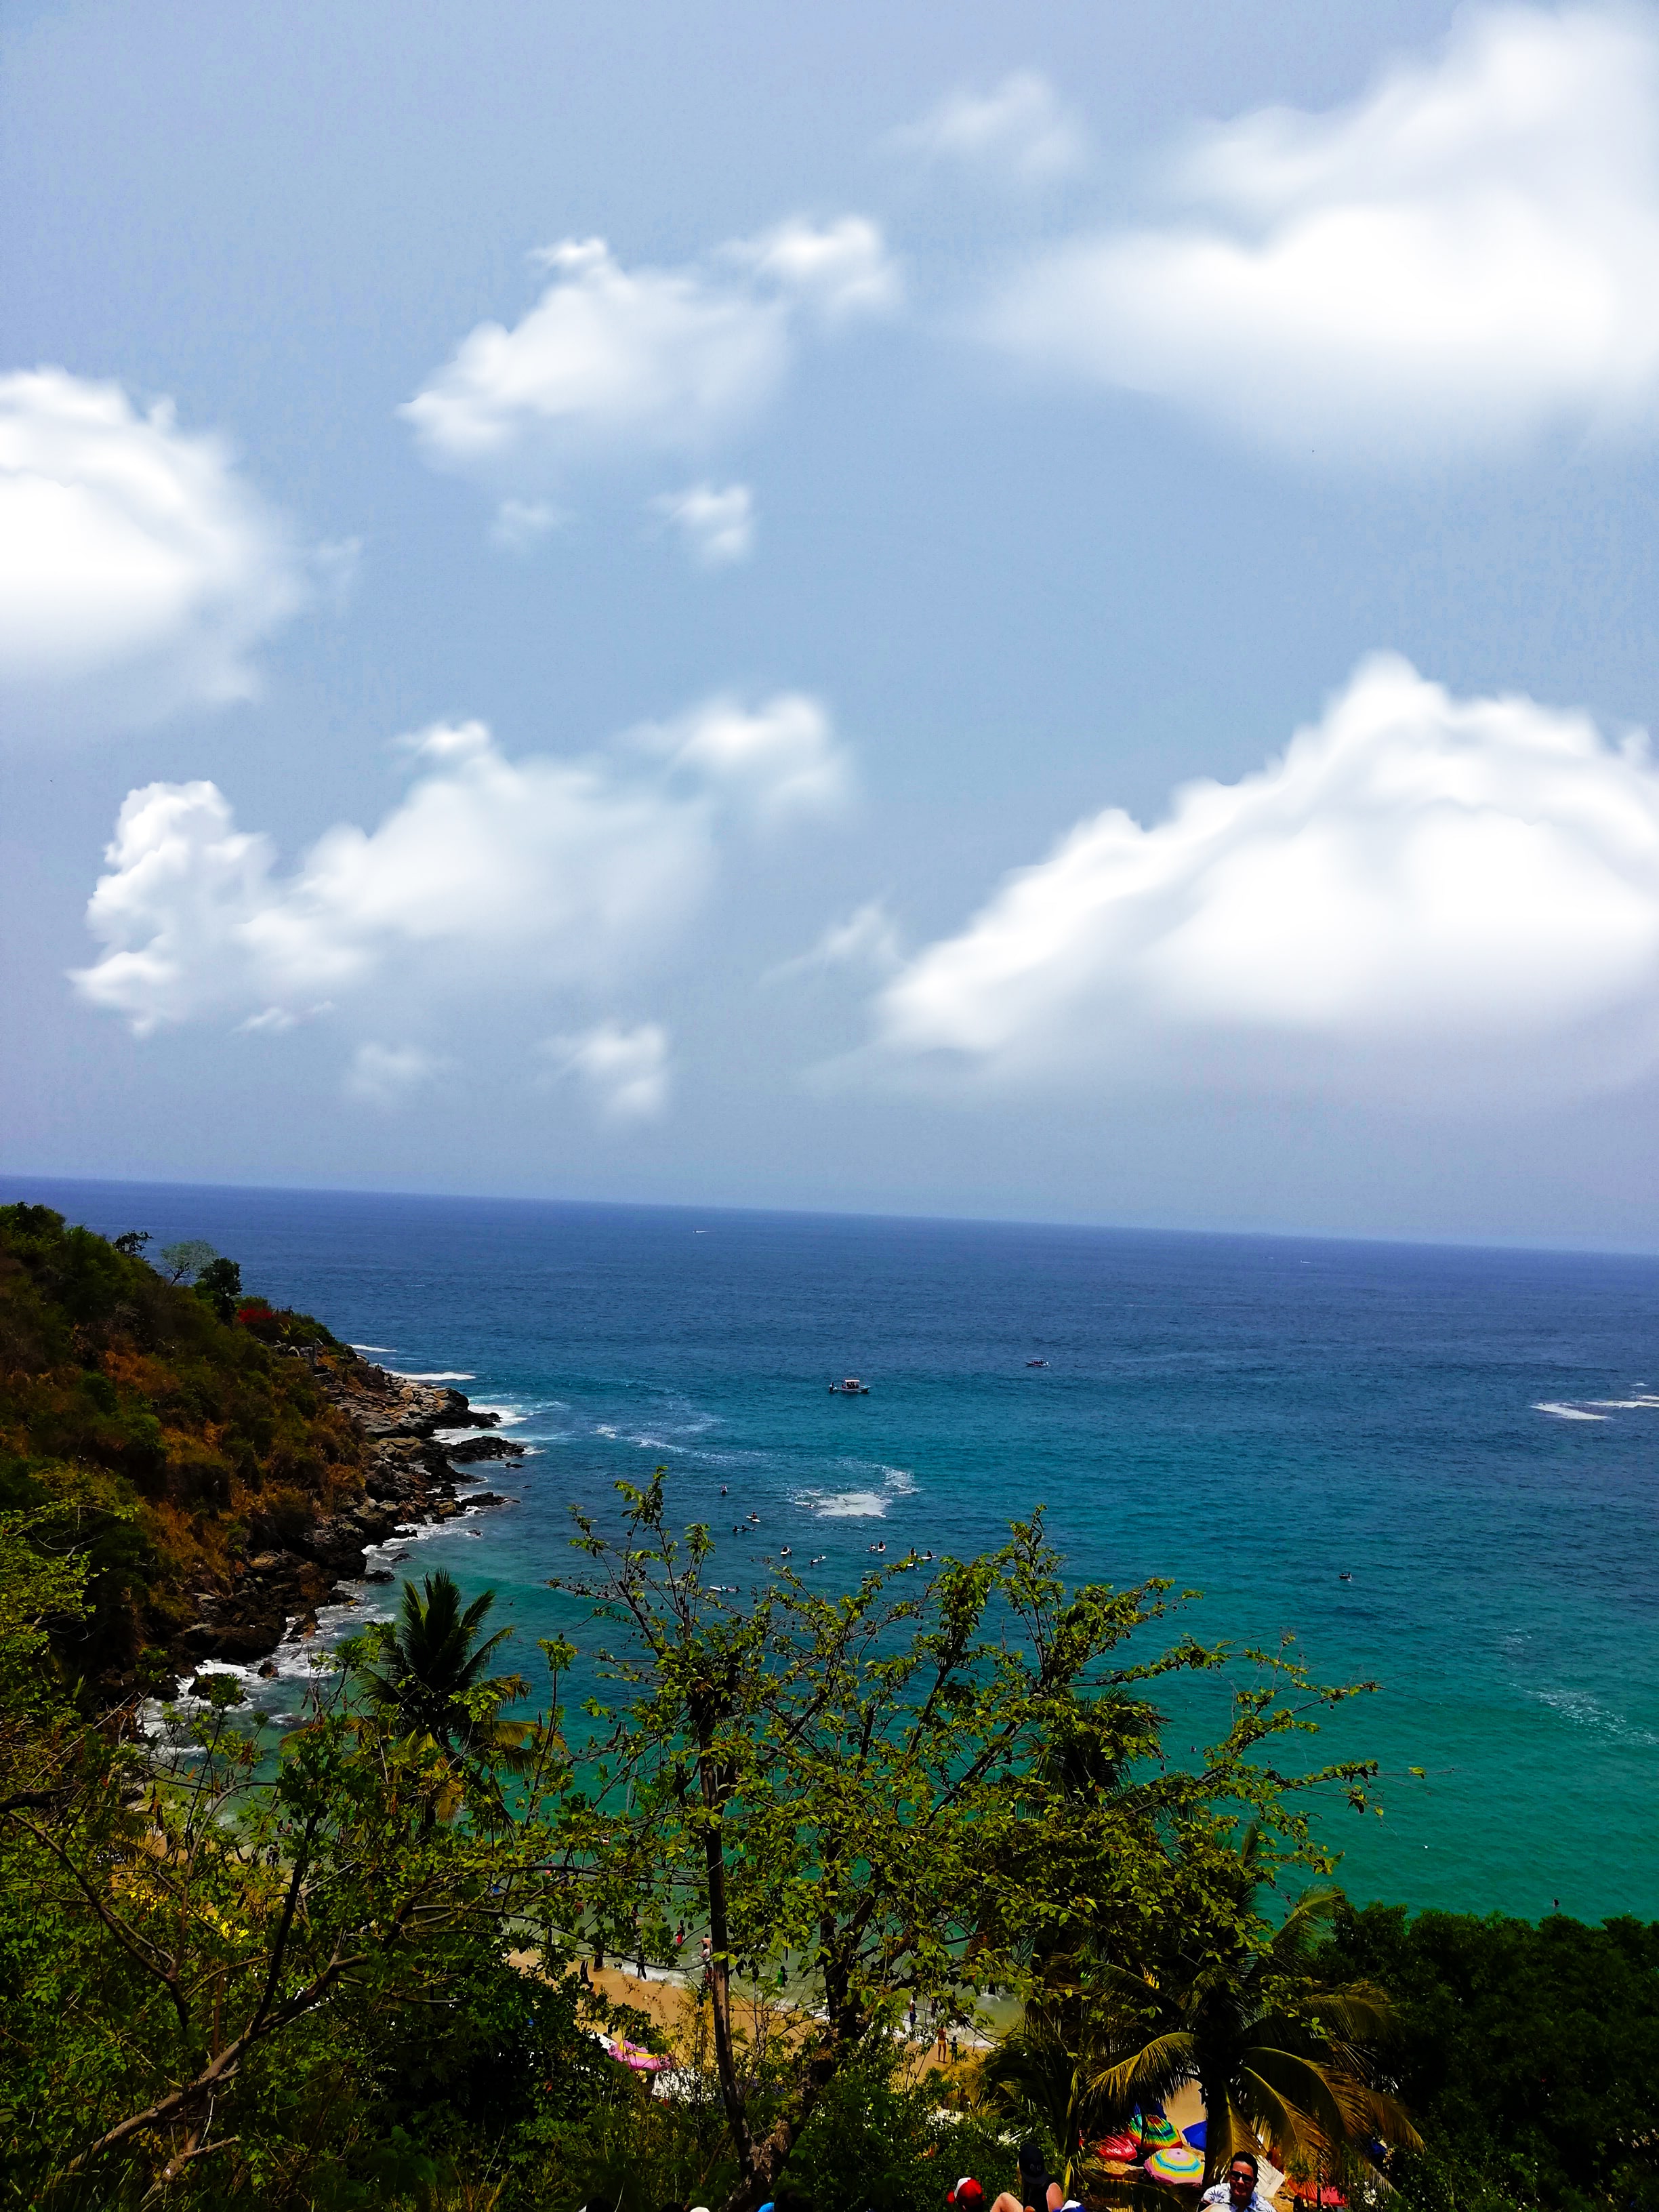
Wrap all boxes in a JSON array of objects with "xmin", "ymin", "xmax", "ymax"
[
  {"xmin": 1534, "ymin": 1401, "xmax": 1608, "ymax": 1421},
  {"xmin": 1525, "ymin": 1685, "xmax": 1659, "ymax": 1747},
  {"xmin": 470, "ymin": 1401, "xmax": 529, "ymax": 1426},
  {"xmin": 390, "ymin": 1370, "xmax": 476, "ymax": 1382},
  {"xmin": 800, "ymin": 1489, "xmax": 888, "ymax": 1519},
  {"xmin": 1586, "ymin": 1395, "xmax": 1659, "ymax": 1409},
  {"xmin": 351, "ymin": 1344, "xmax": 398, "ymax": 1353}
]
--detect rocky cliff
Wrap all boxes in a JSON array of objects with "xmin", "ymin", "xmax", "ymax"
[
  {"xmin": 181, "ymin": 1354, "xmax": 524, "ymax": 1665},
  {"xmin": 0, "ymin": 1201, "xmax": 523, "ymax": 1695}
]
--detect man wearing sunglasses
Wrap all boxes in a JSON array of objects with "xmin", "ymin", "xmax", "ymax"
[{"xmin": 1201, "ymin": 2152, "xmax": 1273, "ymax": 2211}]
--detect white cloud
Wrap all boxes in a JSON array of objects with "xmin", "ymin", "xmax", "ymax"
[
  {"xmin": 72, "ymin": 695, "xmax": 851, "ymax": 1037},
  {"xmin": 0, "ymin": 368, "xmax": 305, "ymax": 733},
  {"xmin": 641, "ymin": 691, "xmax": 850, "ymax": 825},
  {"xmin": 872, "ymin": 655, "xmax": 1659, "ymax": 1104},
  {"xmin": 541, "ymin": 1020, "xmax": 670, "ymax": 1122},
  {"xmin": 766, "ymin": 899, "xmax": 903, "ymax": 983},
  {"xmin": 722, "ymin": 215, "xmax": 902, "ymax": 319},
  {"xmin": 890, "ymin": 70, "xmax": 1088, "ymax": 182},
  {"xmin": 491, "ymin": 497, "xmax": 564, "ymax": 551},
  {"xmin": 401, "ymin": 218, "xmax": 899, "ymax": 489},
  {"xmin": 984, "ymin": 5, "xmax": 1659, "ymax": 457},
  {"xmin": 650, "ymin": 481, "xmax": 755, "ymax": 567},
  {"xmin": 345, "ymin": 1042, "xmax": 442, "ymax": 1106}
]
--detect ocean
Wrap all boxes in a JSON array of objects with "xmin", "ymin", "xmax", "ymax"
[{"xmin": 10, "ymin": 1176, "xmax": 1658, "ymax": 1924}]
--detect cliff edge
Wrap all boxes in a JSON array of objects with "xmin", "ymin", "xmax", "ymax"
[{"xmin": 0, "ymin": 1202, "xmax": 520, "ymax": 1695}]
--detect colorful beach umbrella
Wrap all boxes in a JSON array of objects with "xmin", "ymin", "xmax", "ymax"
[
  {"xmin": 1146, "ymin": 2144, "xmax": 1204, "ymax": 2186},
  {"xmin": 1093, "ymin": 2132, "xmax": 1141, "ymax": 2164},
  {"xmin": 1133, "ymin": 2108, "xmax": 1182, "ymax": 2150}
]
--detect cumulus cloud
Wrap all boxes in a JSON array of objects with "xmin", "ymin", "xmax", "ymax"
[
  {"xmin": 401, "ymin": 218, "xmax": 899, "ymax": 493},
  {"xmin": 650, "ymin": 481, "xmax": 755, "ymax": 567},
  {"xmin": 889, "ymin": 70, "xmax": 1088, "ymax": 182},
  {"xmin": 872, "ymin": 655, "xmax": 1659, "ymax": 1104},
  {"xmin": 0, "ymin": 368, "xmax": 305, "ymax": 734},
  {"xmin": 73, "ymin": 694, "xmax": 851, "ymax": 1037},
  {"xmin": 984, "ymin": 5, "xmax": 1659, "ymax": 456},
  {"xmin": 540, "ymin": 1020, "xmax": 670, "ymax": 1122},
  {"xmin": 345, "ymin": 1042, "xmax": 442, "ymax": 1106}
]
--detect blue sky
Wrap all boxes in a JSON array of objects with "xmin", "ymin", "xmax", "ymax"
[{"xmin": 7, "ymin": 0, "xmax": 1659, "ymax": 1244}]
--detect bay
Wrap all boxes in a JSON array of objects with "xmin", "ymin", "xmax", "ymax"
[{"xmin": 13, "ymin": 1176, "xmax": 1658, "ymax": 1923}]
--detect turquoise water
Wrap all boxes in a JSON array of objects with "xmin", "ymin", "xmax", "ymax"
[{"xmin": 15, "ymin": 1177, "xmax": 1659, "ymax": 1923}]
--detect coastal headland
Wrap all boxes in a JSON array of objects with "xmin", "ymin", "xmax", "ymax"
[
  {"xmin": 0, "ymin": 1201, "xmax": 523, "ymax": 1698},
  {"xmin": 176, "ymin": 1353, "xmax": 523, "ymax": 1671}
]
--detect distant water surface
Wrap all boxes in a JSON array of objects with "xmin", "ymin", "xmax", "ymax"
[{"xmin": 12, "ymin": 1176, "xmax": 1658, "ymax": 1922}]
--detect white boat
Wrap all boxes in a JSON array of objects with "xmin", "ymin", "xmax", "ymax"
[{"xmin": 828, "ymin": 1376, "xmax": 869, "ymax": 1395}]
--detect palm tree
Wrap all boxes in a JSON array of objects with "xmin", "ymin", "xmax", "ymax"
[
  {"xmin": 1090, "ymin": 1829, "xmax": 1420, "ymax": 2188},
  {"xmin": 360, "ymin": 1571, "xmax": 529, "ymax": 1773},
  {"xmin": 979, "ymin": 2004, "xmax": 1126, "ymax": 2191}
]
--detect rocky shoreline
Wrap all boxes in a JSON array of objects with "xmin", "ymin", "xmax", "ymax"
[{"xmin": 176, "ymin": 1351, "xmax": 524, "ymax": 1674}]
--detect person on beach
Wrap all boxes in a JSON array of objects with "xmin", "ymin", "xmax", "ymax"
[{"xmin": 1202, "ymin": 2152, "xmax": 1272, "ymax": 2211}]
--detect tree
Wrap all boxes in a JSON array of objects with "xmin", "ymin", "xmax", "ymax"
[
  {"xmin": 555, "ymin": 1473, "xmax": 1383, "ymax": 2212},
  {"xmin": 192, "ymin": 1254, "xmax": 243, "ymax": 1322},
  {"xmin": 1321, "ymin": 1900, "xmax": 1659, "ymax": 2210},
  {"xmin": 157, "ymin": 1237, "xmax": 218, "ymax": 1285},
  {"xmin": 358, "ymin": 1570, "xmax": 532, "ymax": 1788},
  {"xmin": 0, "ymin": 1542, "xmax": 575, "ymax": 2204},
  {"xmin": 979, "ymin": 2005, "xmax": 1126, "ymax": 2190},
  {"xmin": 1088, "ymin": 1826, "xmax": 1420, "ymax": 2188}
]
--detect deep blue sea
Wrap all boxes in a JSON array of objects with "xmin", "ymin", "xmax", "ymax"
[{"xmin": 10, "ymin": 1176, "xmax": 1658, "ymax": 1924}]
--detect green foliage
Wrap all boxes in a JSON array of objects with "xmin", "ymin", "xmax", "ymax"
[
  {"xmin": 193, "ymin": 1255, "xmax": 245, "ymax": 1323},
  {"xmin": 0, "ymin": 1541, "xmax": 593, "ymax": 2207},
  {"xmin": 789, "ymin": 2050, "xmax": 1016, "ymax": 2212},
  {"xmin": 1322, "ymin": 1900, "xmax": 1659, "ymax": 2211},
  {"xmin": 556, "ymin": 1471, "xmax": 1383, "ymax": 2212},
  {"xmin": 0, "ymin": 1202, "xmax": 359, "ymax": 1683}
]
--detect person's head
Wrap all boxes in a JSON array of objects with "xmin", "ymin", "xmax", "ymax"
[
  {"xmin": 948, "ymin": 2180, "xmax": 985, "ymax": 2212},
  {"xmin": 1227, "ymin": 2153, "xmax": 1259, "ymax": 2201}
]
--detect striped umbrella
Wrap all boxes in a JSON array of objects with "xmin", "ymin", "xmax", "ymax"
[{"xmin": 1146, "ymin": 2144, "xmax": 1205, "ymax": 2186}]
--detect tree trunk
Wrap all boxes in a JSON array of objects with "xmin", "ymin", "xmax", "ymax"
[
  {"xmin": 1200, "ymin": 2068, "xmax": 1232, "ymax": 2189},
  {"xmin": 697, "ymin": 1744, "xmax": 752, "ymax": 2185}
]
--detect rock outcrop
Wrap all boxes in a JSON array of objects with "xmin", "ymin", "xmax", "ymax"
[{"xmin": 176, "ymin": 1351, "xmax": 524, "ymax": 1669}]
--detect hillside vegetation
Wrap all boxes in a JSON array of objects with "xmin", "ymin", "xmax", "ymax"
[{"xmin": 0, "ymin": 1202, "xmax": 364, "ymax": 1688}]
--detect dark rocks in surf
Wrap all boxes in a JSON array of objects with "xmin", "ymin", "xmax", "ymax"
[{"xmin": 170, "ymin": 1350, "xmax": 517, "ymax": 1670}]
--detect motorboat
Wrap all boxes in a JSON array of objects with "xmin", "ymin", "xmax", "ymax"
[{"xmin": 828, "ymin": 1376, "xmax": 869, "ymax": 1394}]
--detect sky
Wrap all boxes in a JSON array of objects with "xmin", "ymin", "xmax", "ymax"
[{"xmin": 7, "ymin": 0, "xmax": 1659, "ymax": 1246}]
